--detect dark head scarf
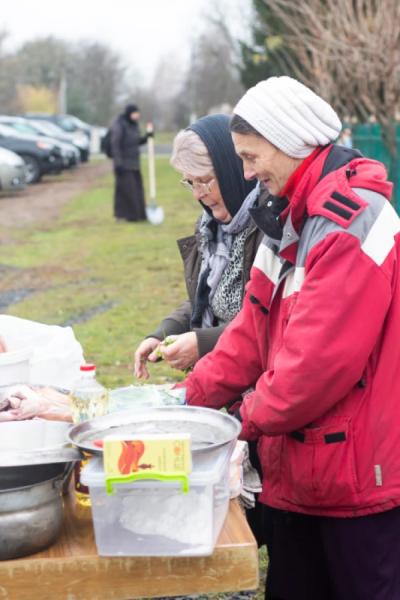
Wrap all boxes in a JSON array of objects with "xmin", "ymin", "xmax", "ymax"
[
  {"xmin": 188, "ymin": 114, "xmax": 256, "ymax": 218},
  {"xmin": 124, "ymin": 104, "xmax": 139, "ymax": 121}
]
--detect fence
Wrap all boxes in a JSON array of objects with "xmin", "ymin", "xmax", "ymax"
[{"xmin": 352, "ymin": 123, "xmax": 400, "ymax": 212}]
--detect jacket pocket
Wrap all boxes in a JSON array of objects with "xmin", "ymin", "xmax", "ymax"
[{"xmin": 280, "ymin": 417, "xmax": 360, "ymax": 508}]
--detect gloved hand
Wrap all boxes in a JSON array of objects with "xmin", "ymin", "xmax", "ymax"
[{"xmin": 240, "ymin": 442, "xmax": 262, "ymax": 509}]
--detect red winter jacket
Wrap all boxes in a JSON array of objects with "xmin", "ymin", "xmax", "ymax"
[{"xmin": 184, "ymin": 145, "xmax": 400, "ymax": 517}]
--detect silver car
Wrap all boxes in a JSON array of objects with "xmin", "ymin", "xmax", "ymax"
[{"xmin": 0, "ymin": 147, "xmax": 26, "ymax": 192}]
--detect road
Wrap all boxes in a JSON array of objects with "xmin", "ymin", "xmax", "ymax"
[{"xmin": 0, "ymin": 160, "xmax": 112, "ymax": 232}]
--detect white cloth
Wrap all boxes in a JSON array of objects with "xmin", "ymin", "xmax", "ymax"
[
  {"xmin": 234, "ymin": 76, "xmax": 342, "ymax": 158},
  {"xmin": 0, "ymin": 316, "xmax": 84, "ymax": 389}
]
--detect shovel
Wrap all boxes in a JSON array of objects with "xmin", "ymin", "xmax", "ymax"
[{"xmin": 145, "ymin": 123, "xmax": 165, "ymax": 225}]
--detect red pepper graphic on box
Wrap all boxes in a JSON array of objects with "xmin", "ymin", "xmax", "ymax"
[{"xmin": 118, "ymin": 440, "xmax": 145, "ymax": 474}]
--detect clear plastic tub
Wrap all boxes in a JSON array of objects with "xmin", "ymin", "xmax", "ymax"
[{"xmin": 81, "ymin": 443, "xmax": 233, "ymax": 557}]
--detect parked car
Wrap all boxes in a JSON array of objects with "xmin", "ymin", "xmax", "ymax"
[
  {"xmin": 0, "ymin": 116, "xmax": 80, "ymax": 169},
  {"xmin": 0, "ymin": 147, "xmax": 26, "ymax": 192},
  {"xmin": 25, "ymin": 120, "xmax": 81, "ymax": 166},
  {"xmin": 23, "ymin": 113, "xmax": 91, "ymax": 162},
  {"xmin": 0, "ymin": 124, "xmax": 64, "ymax": 183}
]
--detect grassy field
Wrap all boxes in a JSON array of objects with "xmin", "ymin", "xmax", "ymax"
[
  {"xmin": 153, "ymin": 130, "xmax": 177, "ymax": 145},
  {"xmin": 1, "ymin": 157, "xmax": 200, "ymax": 388},
  {"xmin": 0, "ymin": 157, "xmax": 267, "ymax": 597}
]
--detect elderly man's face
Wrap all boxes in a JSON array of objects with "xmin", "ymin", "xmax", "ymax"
[{"xmin": 232, "ymin": 133, "xmax": 302, "ymax": 196}]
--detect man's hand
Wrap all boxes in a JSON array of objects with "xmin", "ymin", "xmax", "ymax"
[
  {"xmin": 0, "ymin": 337, "xmax": 7, "ymax": 353},
  {"xmin": 159, "ymin": 332, "xmax": 199, "ymax": 371},
  {"xmin": 134, "ymin": 337, "xmax": 161, "ymax": 379}
]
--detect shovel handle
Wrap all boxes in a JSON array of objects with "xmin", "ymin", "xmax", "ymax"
[{"xmin": 147, "ymin": 130, "xmax": 156, "ymax": 202}]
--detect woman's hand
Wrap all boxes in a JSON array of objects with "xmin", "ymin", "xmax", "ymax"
[
  {"xmin": 134, "ymin": 337, "xmax": 161, "ymax": 379},
  {"xmin": 159, "ymin": 332, "xmax": 199, "ymax": 371},
  {"xmin": 0, "ymin": 337, "xmax": 7, "ymax": 353}
]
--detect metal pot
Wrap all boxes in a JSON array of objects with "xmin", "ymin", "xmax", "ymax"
[
  {"xmin": 68, "ymin": 405, "xmax": 241, "ymax": 459},
  {"xmin": 0, "ymin": 463, "xmax": 66, "ymax": 560}
]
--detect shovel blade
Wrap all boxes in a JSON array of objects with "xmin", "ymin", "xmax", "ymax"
[{"xmin": 146, "ymin": 204, "xmax": 164, "ymax": 225}]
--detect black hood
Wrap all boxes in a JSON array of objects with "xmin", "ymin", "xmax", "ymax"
[
  {"xmin": 123, "ymin": 104, "xmax": 139, "ymax": 121},
  {"xmin": 188, "ymin": 114, "xmax": 256, "ymax": 219}
]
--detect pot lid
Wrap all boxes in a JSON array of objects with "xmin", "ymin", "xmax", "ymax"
[
  {"xmin": 68, "ymin": 405, "xmax": 241, "ymax": 456},
  {"xmin": 0, "ymin": 419, "xmax": 81, "ymax": 467},
  {"xmin": 0, "ymin": 446, "xmax": 81, "ymax": 468}
]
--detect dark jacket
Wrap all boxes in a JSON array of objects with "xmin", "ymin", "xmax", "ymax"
[
  {"xmin": 111, "ymin": 116, "xmax": 147, "ymax": 171},
  {"xmin": 149, "ymin": 221, "xmax": 263, "ymax": 357}
]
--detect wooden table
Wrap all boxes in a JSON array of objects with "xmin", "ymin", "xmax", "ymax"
[{"xmin": 0, "ymin": 490, "xmax": 259, "ymax": 600}]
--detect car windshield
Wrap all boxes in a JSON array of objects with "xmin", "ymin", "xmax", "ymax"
[
  {"xmin": 69, "ymin": 115, "xmax": 90, "ymax": 129},
  {"xmin": 0, "ymin": 123, "xmax": 22, "ymax": 137},
  {"xmin": 7, "ymin": 122, "xmax": 38, "ymax": 136},
  {"xmin": 31, "ymin": 120, "xmax": 65, "ymax": 136},
  {"xmin": 56, "ymin": 116, "xmax": 76, "ymax": 132}
]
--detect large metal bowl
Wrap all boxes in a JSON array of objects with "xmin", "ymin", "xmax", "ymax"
[
  {"xmin": 0, "ymin": 464, "xmax": 67, "ymax": 560},
  {"xmin": 68, "ymin": 405, "xmax": 241, "ymax": 457}
]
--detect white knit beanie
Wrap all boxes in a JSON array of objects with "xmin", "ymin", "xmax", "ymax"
[{"xmin": 234, "ymin": 76, "xmax": 342, "ymax": 158}]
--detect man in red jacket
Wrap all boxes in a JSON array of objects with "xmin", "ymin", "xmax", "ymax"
[{"xmin": 182, "ymin": 77, "xmax": 400, "ymax": 600}]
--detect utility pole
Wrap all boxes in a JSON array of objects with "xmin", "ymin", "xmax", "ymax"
[{"xmin": 58, "ymin": 71, "xmax": 67, "ymax": 114}]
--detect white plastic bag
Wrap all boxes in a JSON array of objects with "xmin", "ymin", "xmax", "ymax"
[{"xmin": 0, "ymin": 315, "xmax": 84, "ymax": 389}]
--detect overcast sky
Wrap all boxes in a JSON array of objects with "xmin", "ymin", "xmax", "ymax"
[{"xmin": 1, "ymin": 0, "xmax": 251, "ymax": 84}]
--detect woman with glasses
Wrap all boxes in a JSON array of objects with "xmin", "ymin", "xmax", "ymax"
[
  {"xmin": 134, "ymin": 113, "xmax": 265, "ymax": 548},
  {"xmin": 134, "ymin": 113, "xmax": 262, "ymax": 378}
]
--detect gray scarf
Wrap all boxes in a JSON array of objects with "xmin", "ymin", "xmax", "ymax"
[{"xmin": 197, "ymin": 185, "xmax": 259, "ymax": 327}]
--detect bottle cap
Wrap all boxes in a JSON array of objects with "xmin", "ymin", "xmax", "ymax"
[{"xmin": 80, "ymin": 364, "xmax": 96, "ymax": 372}]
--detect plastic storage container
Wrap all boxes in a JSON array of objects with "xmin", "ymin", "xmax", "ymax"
[{"xmin": 81, "ymin": 442, "xmax": 233, "ymax": 557}]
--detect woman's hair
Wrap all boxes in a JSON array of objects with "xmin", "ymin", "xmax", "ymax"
[
  {"xmin": 170, "ymin": 129, "xmax": 214, "ymax": 177},
  {"xmin": 230, "ymin": 114, "xmax": 263, "ymax": 137}
]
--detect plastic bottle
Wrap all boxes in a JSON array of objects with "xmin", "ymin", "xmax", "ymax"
[{"xmin": 71, "ymin": 364, "xmax": 109, "ymax": 507}]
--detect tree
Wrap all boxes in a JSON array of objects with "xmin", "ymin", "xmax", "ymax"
[
  {"xmin": 17, "ymin": 85, "xmax": 57, "ymax": 112},
  {"xmin": 67, "ymin": 41, "xmax": 126, "ymax": 125},
  {"xmin": 243, "ymin": 0, "xmax": 400, "ymax": 195},
  {"xmin": 14, "ymin": 37, "xmax": 69, "ymax": 90},
  {"xmin": 0, "ymin": 31, "xmax": 21, "ymax": 113},
  {"xmin": 239, "ymin": 0, "xmax": 299, "ymax": 89},
  {"xmin": 183, "ymin": 18, "xmax": 244, "ymax": 121}
]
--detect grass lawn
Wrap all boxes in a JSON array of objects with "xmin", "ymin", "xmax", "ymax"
[
  {"xmin": 1, "ymin": 157, "xmax": 199, "ymax": 388},
  {"xmin": 0, "ymin": 156, "xmax": 267, "ymax": 598},
  {"xmin": 153, "ymin": 130, "xmax": 177, "ymax": 145}
]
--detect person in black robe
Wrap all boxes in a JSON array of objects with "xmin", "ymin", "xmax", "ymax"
[{"xmin": 111, "ymin": 104, "xmax": 151, "ymax": 222}]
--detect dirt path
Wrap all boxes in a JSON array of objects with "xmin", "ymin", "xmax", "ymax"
[{"xmin": 0, "ymin": 160, "xmax": 112, "ymax": 230}]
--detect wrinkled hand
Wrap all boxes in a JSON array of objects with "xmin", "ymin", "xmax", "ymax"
[
  {"xmin": 134, "ymin": 337, "xmax": 161, "ymax": 379},
  {"xmin": 159, "ymin": 332, "xmax": 199, "ymax": 371}
]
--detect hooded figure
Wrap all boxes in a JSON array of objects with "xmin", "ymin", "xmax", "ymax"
[{"xmin": 110, "ymin": 103, "xmax": 149, "ymax": 222}]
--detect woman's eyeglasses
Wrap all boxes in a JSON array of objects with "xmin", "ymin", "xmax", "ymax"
[{"xmin": 180, "ymin": 178, "xmax": 215, "ymax": 195}]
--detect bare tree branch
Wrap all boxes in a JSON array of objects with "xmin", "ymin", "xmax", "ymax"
[{"xmin": 262, "ymin": 0, "xmax": 400, "ymax": 188}]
